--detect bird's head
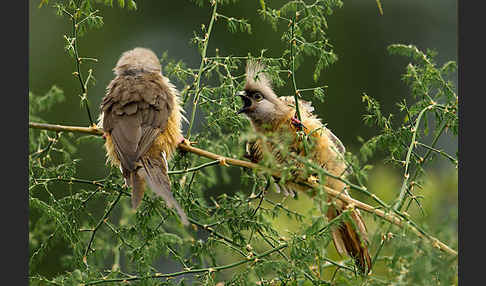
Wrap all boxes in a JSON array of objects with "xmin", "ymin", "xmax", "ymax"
[
  {"xmin": 236, "ymin": 62, "xmax": 290, "ymax": 127},
  {"xmin": 114, "ymin": 47, "xmax": 162, "ymax": 76}
]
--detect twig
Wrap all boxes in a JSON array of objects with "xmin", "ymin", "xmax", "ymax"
[
  {"xmin": 28, "ymin": 121, "xmax": 458, "ymax": 256},
  {"xmin": 61, "ymin": 6, "xmax": 95, "ymax": 126},
  {"xmin": 84, "ymin": 243, "xmax": 287, "ymax": 285},
  {"xmin": 29, "ymin": 122, "xmax": 103, "ymax": 136},
  {"xmin": 289, "ymin": 13, "xmax": 310, "ymax": 155},
  {"xmin": 168, "ymin": 160, "xmax": 221, "ymax": 175},
  {"xmin": 376, "ymin": 0, "xmax": 384, "ymax": 15},
  {"xmin": 83, "ymin": 190, "xmax": 123, "ymax": 266},
  {"xmin": 186, "ymin": 0, "xmax": 219, "ymax": 139},
  {"xmin": 393, "ymin": 104, "xmax": 435, "ymax": 211},
  {"xmin": 188, "ymin": 217, "xmax": 242, "ymax": 248},
  {"xmin": 416, "ymin": 142, "xmax": 457, "ymax": 165},
  {"xmin": 290, "ymin": 16, "xmax": 302, "ymax": 123}
]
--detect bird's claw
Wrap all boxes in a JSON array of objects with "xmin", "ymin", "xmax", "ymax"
[
  {"xmin": 307, "ymin": 175, "xmax": 319, "ymax": 184},
  {"xmin": 179, "ymin": 138, "xmax": 197, "ymax": 156},
  {"xmin": 217, "ymin": 157, "xmax": 229, "ymax": 167},
  {"xmin": 345, "ymin": 203, "xmax": 356, "ymax": 210},
  {"xmin": 180, "ymin": 138, "xmax": 197, "ymax": 146}
]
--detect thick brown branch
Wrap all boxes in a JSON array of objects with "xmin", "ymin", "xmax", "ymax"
[{"xmin": 28, "ymin": 121, "xmax": 457, "ymax": 256}]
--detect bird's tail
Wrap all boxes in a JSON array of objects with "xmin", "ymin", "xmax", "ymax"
[
  {"xmin": 129, "ymin": 170, "xmax": 146, "ymax": 209},
  {"xmin": 327, "ymin": 206, "xmax": 372, "ymax": 274},
  {"xmin": 138, "ymin": 155, "xmax": 189, "ymax": 225}
]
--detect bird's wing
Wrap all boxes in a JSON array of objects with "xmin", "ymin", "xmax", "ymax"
[
  {"xmin": 102, "ymin": 73, "xmax": 173, "ymax": 171},
  {"xmin": 325, "ymin": 128, "xmax": 346, "ymax": 155}
]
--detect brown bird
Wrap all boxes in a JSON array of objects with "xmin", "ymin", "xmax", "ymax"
[
  {"xmin": 98, "ymin": 47, "xmax": 188, "ymax": 225},
  {"xmin": 237, "ymin": 62, "xmax": 371, "ymax": 274}
]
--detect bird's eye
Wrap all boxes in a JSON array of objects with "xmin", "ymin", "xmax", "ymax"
[{"xmin": 253, "ymin": 92, "xmax": 263, "ymax": 101}]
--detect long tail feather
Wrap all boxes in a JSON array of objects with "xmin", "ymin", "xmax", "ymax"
[
  {"xmin": 140, "ymin": 156, "xmax": 189, "ymax": 225},
  {"xmin": 130, "ymin": 170, "xmax": 146, "ymax": 209},
  {"xmin": 328, "ymin": 207, "xmax": 372, "ymax": 274}
]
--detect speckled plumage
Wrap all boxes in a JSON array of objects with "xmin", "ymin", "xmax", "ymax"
[
  {"xmin": 98, "ymin": 48, "xmax": 187, "ymax": 225},
  {"xmin": 239, "ymin": 62, "xmax": 371, "ymax": 273}
]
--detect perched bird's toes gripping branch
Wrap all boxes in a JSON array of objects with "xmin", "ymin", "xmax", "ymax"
[
  {"xmin": 217, "ymin": 157, "xmax": 229, "ymax": 167},
  {"xmin": 306, "ymin": 175, "xmax": 319, "ymax": 184},
  {"xmin": 180, "ymin": 137, "xmax": 197, "ymax": 147}
]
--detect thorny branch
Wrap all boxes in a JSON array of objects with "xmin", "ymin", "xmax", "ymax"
[
  {"xmin": 393, "ymin": 105, "xmax": 434, "ymax": 211},
  {"xmin": 84, "ymin": 243, "xmax": 288, "ymax": 285},
  {"xmin": 29, "ymin": 121, "xmax": 458, "ymax": 256},
  {"xmin": 83, "ymin": 190, "xmax": 123, "ymax": 265},
  {"xmin": 186, "ymin": 0, "xmax": 219, "ymax": 139},
  {"xmin": 60, "ymin": 6, "xmax": 96, "ymax": 126}
]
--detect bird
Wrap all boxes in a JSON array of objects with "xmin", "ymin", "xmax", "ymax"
[
  {"xmin": 98, "ymin": 47, "xmax": 188, "ymax": 225},
  {"xmin": 237, "ymin": 61, "xmax": 371, "ymax": 274}
]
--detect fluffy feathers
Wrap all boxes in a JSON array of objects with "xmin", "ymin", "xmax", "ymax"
[
  {"xmin": 99, "ymin": 47, "xmax": 188, "ymax": 225},
  {"xmin": 239, "ymin": 61, "xmax": 371, "ymax": 274}
]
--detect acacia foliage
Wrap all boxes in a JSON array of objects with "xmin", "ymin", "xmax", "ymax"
[{"xmin": 29, "ymin": 1, "xmax": 458, "ymax": 285}]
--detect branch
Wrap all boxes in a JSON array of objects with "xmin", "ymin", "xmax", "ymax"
[
  {"xmin": 83, "ymin": 190, "xmax": 123, "ymax": 266},
  {"xmin": 28, "ymin": 121, "xmax": 457, "ymax": 256},
  {"xmin": 60, "ymin": 6, "xmax": 96, "ymax": 126},
  {"xmin": 84, "ymin": 243, "xmax": 287, "ymax": 285},
  {"xmin": 29, "ymin": 122, "xmax": 104, "ymax": 136},
  {"xmin": 394, "ymin": 104, "xmax": 435, "ymax": 211},
  {"xmin": 186, "ymin": 0, "xmax": 219, "ymax": 139}
]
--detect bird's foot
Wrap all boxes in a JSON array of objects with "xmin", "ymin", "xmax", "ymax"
[
  {"xmin": 217, "ymin": 157, "xmax": 229, "ymax": 167},
  {"xmin": 89, "ymin": 124, "xmax": 104, "ymax": 137},
  {"xmin": 180, "ymin": 137, "xmax": 197, "ymax": 146},
  {"xmin": 179, "ymin": 138, "xmax": 197, "ymax": 156},
  {"xmin": 345, "ymin": 202, "xmax": 356, "ymax": 210},
  {"xmin": 307, "ymin": 175, "xmax": 319, "ymax": 184}
]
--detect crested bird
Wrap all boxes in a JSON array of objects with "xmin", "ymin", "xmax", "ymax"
[
  {"xmin": 237, "ymin": 62, "xmax": 372, "ymax": 274},
  {"xmin": 98, "ymin": 47, "xmax": 188, "ymax": 225}
]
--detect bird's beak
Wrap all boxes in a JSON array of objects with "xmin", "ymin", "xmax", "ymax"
[{"xmin": 236, "ymin": 90, "xmax": 252, "ymax": 114}]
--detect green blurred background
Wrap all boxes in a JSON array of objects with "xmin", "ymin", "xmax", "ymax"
[{"xmin": 29, "ymin": 0, "xmax": 457, "ymax": 279}]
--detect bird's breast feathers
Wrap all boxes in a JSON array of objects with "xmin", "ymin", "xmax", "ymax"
[{"xmin": 267, "ymin": 96, "xmax": 347, "ymax": 176}]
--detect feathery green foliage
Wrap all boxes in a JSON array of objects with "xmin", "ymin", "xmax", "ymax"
[{"xmin": 29, "ymin": 0, "xmax": 457, "ymax": 285}]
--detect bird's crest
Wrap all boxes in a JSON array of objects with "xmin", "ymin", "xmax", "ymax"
[
  {"xmin": 245, "ymin": 61, "xmax": 278, "ymax": 101},
  {"xmin": 246, "ymin": 61, "xmax": 272, "ymax": 88}
]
